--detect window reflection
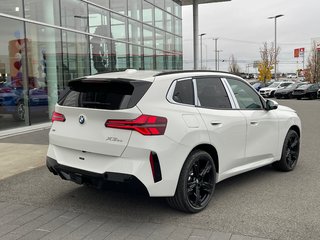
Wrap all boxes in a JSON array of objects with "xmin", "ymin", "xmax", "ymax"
[
  {"xmin": 61, "ymin": 0, "xmax": 88, "ymax": 32},
  {"xmin": 128, "ymin": 0, "xmax": 142, "ymax": 21},
  {"xmin": 24, "ymin": 0, "xmax": 60, "ymax": 26},
  {"xmin": 144, "ymin": 48, "xmax": 154, "ymax": 70},
  {"xmin": 143, "ymin": 1, "xmax": 153, "ymax": 25},
  {"xmin": 110, "ymin": 0, "xmax": 127, "ymax": 15},
  {"xmin": 0, "ymin": 0, "xmax": 23, "ymax": 18},
  {"xmin": 25, "ymin": 23, "xmax": 62, "ymax": 124},
  {"xmin": 0, "ymin": 17, "xmax": 27, "ymax": 129}
]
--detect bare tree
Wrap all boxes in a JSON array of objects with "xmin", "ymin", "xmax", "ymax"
[
  {"xmin": 228, "ymin": 55, "xmax": 241, "ymax": 74},
  {"xmin": 258, "ymin": 42, "xmax": 280, "ymax": 83},
  {"xmin": 306, "ymin": 41, "xmax": 320, "ymax": 83}
]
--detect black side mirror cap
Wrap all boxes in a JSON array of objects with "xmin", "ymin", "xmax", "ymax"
[{"xmin": 266, "ymin": 99, "xmax": 278, "ymax": 110}]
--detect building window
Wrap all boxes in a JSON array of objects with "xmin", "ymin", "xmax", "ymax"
[
  {"xmin": 128, "ymin": 0, "xmax": 142, "ymax": 21},
  {"xmin": 61, "ymin": 0, "xmax": 88, "ymax": 32},
  {"xmin": 24, "ymin": 0, "xmax": 60, "ymax": 26},
  {"xmin": 0, "ymin": 0, "xmax": 23, "ymax": 18},
  {"xmin": 143, "ymin": 1, "xmax": 154, "ymax": 25},
  {"xmin": 0, "ymin": 17, "xmax": 27, "ymax": 129},
  {"xmin": 110, "ymin": 0, "xmax": 127, "ymax": 15}
]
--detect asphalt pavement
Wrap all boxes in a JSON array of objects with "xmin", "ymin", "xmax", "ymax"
[{"xmin": 0, "ymin": 99, "xmax": 319, "ymax": 240}]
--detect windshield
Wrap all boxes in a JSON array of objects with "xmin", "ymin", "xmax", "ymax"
[
  {"xmin": 298, "ymin": 85, "xmax": 311, "ymax": 90},
  {"xmin": 268, "ymin": 82, "xmax": 280, "ymax": 88}
]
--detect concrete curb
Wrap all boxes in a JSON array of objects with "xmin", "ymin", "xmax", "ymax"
[{"xmin": 0, "ymin": 123, "xmax": 51, "ymax": 139}]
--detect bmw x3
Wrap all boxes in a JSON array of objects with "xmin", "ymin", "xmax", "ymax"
[{"xmin": 47, "ymin": 70, "xmax": 301, "ymax": 213}]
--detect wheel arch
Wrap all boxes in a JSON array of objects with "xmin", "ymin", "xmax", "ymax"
[
  {"xmin": 289, "ymin": 125, "xmax": 300, "ymax": 137},
  {"xmin": 189, "ymin": 144, "xmax": 219, "ymax": 173}
]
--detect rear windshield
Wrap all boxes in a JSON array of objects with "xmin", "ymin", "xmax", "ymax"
[{"xmin": 59, "ymin": 79, "xmax": 151, "ymax": 110}]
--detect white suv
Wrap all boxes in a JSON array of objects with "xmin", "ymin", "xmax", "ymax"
[
  {"xmin": 47, "ymin": 70, "xmax": 301, "ymax": 213},
  {"xmin": 259, "ymin": 81, "xmax": 293, "ymax": 98}
]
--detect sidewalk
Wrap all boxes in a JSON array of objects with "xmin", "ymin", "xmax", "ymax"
[{"xmin": 0, "ymin": 127, "xmax": 49, "ymax": 180}]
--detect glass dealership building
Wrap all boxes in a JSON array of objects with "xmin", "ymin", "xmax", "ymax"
[{"xmin": 0, "ymin": 0, "xmax": 182, "ymax": 131}]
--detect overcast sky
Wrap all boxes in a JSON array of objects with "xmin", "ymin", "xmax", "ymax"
[{"xmin": 182, "ymin": 0, "xmax": 320, "ymax": 73}]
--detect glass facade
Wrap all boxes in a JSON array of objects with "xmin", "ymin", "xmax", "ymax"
[{"xmin": 0, "ymin": 0, "xmax": 182, "ymax": 131}]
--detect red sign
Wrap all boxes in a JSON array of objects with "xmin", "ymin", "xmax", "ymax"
[{"xmin": 294, "ymin": 48, "xmax": 305, "ymax": 58}]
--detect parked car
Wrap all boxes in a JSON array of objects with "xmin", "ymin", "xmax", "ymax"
[
  {"xmin": 47, "ymin": 70, "xmax": 301, "ymax": 213},
  {"xmin": 274, "ymin": 82, "xmax": 307, "ymax": 99},
  {"xmin": 0, "ymin": 82, "xmax": 48, "ymax": 121},
  {"xmin": 0, "ymin": 83, "xmax": 19, "ymax": 117},
  {"xmin": 259, "ymin": 81, "xmax": 293, "ymax": 98},
  {"xmin": 318, "ymin": 88, "xmax": 320, "ymax": 98},
  {"xmin": 292, "ymin": 84, "xmax": 319, "ymax": 100}
]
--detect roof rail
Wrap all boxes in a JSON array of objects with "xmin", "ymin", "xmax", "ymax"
[{"xmin": 154, "ymin": 70, "xmax": 234, "ymax": 77}]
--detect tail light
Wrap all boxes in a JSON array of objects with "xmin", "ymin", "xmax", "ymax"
[
  {"xmin": 51, "ymin": 111, "xmax": 66, "ymax": 122},
  {"xmin": 105, "ymin": 114, "xmax": 167, "ymax": 135}
]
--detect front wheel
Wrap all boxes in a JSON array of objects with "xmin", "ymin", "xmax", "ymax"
[
  {"xmin": 273, "ymin": 130, "xmax": 300, "ymax": 171},
  {"xmin": 166, "ymin": 150, "xmax": 216, "ymax": 213}
]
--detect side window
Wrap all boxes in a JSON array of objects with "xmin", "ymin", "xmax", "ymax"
[
  {"xmin": 227, "ymin": 78, "xmax": 263, "ymax": 110},
  {"xmin": 281, "ymin": 82, "xmax": 292, "ymax": 88},
  {"xmin": 196, "ymin": 77, "xmax": 231, "ymax": 109},
  {"xmin": 172, "ymin": 79, "xmax": 194, "ymax": 105}
]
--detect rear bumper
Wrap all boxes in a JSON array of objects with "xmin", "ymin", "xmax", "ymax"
[{"xmin": 46, "ymin": 156, "xmax": 145, "ymax": 189}]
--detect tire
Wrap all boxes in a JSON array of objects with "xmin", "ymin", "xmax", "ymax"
[
  {"xmin": 297, "ymin": 97, "xmax": 301, "ymax": 100},
  {"xmin": 13, "ymin": 101, "xmax": 25, "ymax": 121},
  {"xmin": 270, "ymin": 91, "xmax": 275, "ymax": 98},
  {"xmin": 166, "ymin": 150, "xmax": 216, "ymax": 213},
  {"xmin": 273, "ymin": 130, "xmax": 300, "ymax": 172}
]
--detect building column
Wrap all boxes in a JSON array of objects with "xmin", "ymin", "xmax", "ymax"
[
  {"xmin": 193, "ymin": 0, "xmax": 199, "ymax": 70},
  {"xmin": 44, "ymin": 0, "xmax": 58, "ymax": 117}
]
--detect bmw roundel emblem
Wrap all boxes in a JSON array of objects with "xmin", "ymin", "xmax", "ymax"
[{"xmin": 79, "ymin": 115, "xmax": 85, "ymax": 124}]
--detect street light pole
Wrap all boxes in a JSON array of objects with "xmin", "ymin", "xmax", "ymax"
[
  {"xmin": 213, "ymin": 38, "xmax": 218, "ymax": 70},
  {"xmin": 268, "ymin": 14, "xmax": 284, "ymax": 81},
  {"xmin": 199, "ymin": 33, "xmax": 206, "ymax": 70},
  {"xmin": 217, "ymin": 50, "xmax": 223, "ymax": 71}
]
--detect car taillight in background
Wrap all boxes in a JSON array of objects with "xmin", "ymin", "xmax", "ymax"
[
  {"xmin": 105, "ymin": 114, "xmax": 167, "ymax": 135},
  {"xmin": 51, "ymin": 111, "xmax": 66, "ymax": 122}
]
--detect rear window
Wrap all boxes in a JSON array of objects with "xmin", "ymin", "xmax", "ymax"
[{"xmin": 59, "ymin": 79, "xmax": 151, "ymax": 110}]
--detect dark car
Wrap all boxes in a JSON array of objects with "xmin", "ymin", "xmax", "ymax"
[
  {"xmin": 274, "ymin": 82, "xmax": 307, "ymax": 99},
  {"xmin": 292, "ymin": 84, "xmax": 319, "ymax": 100}
]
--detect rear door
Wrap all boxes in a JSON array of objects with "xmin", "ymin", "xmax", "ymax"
[{"xmin": 50, "ymin": 79, "xmax": 151, "ymax": 156}]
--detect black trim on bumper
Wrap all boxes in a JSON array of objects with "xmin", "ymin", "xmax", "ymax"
[{"xmin": 46, "ymin": 157, "xmax": 142, "ymax": 189}]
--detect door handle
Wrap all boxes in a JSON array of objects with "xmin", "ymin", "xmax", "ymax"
[
  {"xmin": 211, "ymin": 122, "xmax": 222, "ymax": 126},
  {"xmin": 250, "ymin": 121, "xmax": 259, "ymax": 126}
]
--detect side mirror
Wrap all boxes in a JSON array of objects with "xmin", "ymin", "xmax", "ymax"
[{"xmin": 266, "ymin": 99, "xmax": 278, "ymax": 110}]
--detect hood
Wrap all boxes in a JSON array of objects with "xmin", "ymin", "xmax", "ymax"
[
  {"xmin": 277, "ymin": 105, "xmax": 296, "ymax": 113},
  {"xmin": 260, "ymin": 87, "xmax": 278, "ymax": 91}
]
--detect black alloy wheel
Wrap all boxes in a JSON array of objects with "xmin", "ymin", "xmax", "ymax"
[
  {"xmin": 167, "ymin": 150, "xmax": 216, "ymax": 213},
  {"xmin": 273, "ymin": 130, "xmax": 300, "ymax": 171},
  {"xmin": 13, "ymin": 101, "xmax": 25, "ymax": 121}
]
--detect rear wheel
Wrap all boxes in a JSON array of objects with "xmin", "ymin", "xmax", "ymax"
[
  {"xmin": 166, "ymin": 150, "xmax": 216, "ymax": 213},
  {"xmin": 273, "ymin": 130, "xmax": 300, "ymax": 171},
  {"xmin": 13, "ymin": 101, "xmax": 25, "ymax": 121}
]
